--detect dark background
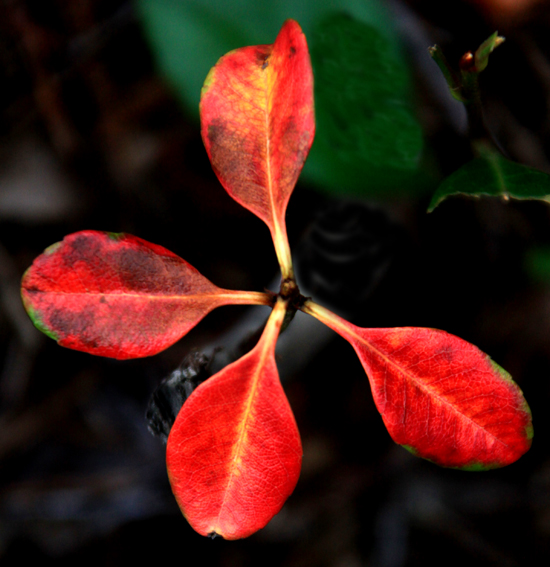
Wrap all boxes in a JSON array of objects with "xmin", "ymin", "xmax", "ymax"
[{"xmin": 1, "ymin": 0, "xmax": 550, "ymax": 565}]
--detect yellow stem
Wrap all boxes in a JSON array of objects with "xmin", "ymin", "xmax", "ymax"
[
  {"xmin": 300, "ymin": 299, "xmax": 355, "ymax": 339},
  {"xmin": 220, "ymin": 290, "xmax": 274, "ymax": 306},
  {"xmin": 271, "ymin": 219, "xmax": 294, "ymax": 282}
]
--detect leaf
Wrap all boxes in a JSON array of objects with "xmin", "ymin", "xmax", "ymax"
[
  {"xmin": 429, "ymin": 151, "xmax": 550, "ymax": 212},
  {"xmin": 304, "ymin": 301, "xmax": 533, "ymax": 470},
  {"xmin": 166, "ymin": 298, "xmax": 301, "ymax": 539},
  {"xmin": 135, "ymin": 0, "xmax": 395, "ymax": 117},
  {"xmin": 136, "ymin": 2, "xmax": 429, "ymax": 198},
  {"xmin": 428, "ymin": 44, "xmax": 466, "ymax": 103},
  {"xmin": 474, "ymin": 32, "xmax": 505, "ymax": 73},
  {"xmin": 200, "ymin": 19, "xmax": 314, "ymax": 278},
  {"xmin": 306, "ymin": 13, "xmax": 427, "ymax": 197},
  {"xmin": 21, "ymin": 231, "xmax": 271, "ymax": 359}
]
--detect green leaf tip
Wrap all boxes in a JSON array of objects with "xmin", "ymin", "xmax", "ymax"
[
  {"xmin": 429, "ymin": 44, "xmax": 467, "ymax": 103},
  {"xmin": 475, "ymin": 32, "xmax": 505, "ymax": 73},
  {"xmin": 430, "ymin": 32, "xmax": 504, "ymax": 105}
]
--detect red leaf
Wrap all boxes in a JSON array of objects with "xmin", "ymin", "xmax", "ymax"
[
  {"xmin": 166, "ymin": 298, "xmax": 301, "ymax": 539},
  {"xmin": 304, "ymin": 301, "xmax": 532, "ymax": 469},
  {"xmin": 200, "ymin": 19, "xmax": 315, "ymax": 278},
  {"xmin": 21, "ymin": 231, "xmax": 271, "ymax": 359}
]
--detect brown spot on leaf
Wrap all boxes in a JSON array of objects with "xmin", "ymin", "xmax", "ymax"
[
  {"xmin": 255, "ymin": 46, "xmax": 271, "ymax": 63},
  {"xmin": 207, "ymin": 118, "xmax": 267, "ymax": 214}
]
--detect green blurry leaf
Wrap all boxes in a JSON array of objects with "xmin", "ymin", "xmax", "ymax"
[
  {"xmin": 135, "ymin": 0, "xmax": 394, "ymax": 117},
  {"xmin": 474, "ymin": 32, "xmax": 505, "ymax": 73},
  {"xmin": 306, "ymin": 13, "xmax": 425, "ymax": 196},
  {"xmin": 429, "ymin": 151, "xmax": 550, "ymax": 212},
  {"xmin": 136, "ymin": 0, "xmax": 429, "ymax": 198}
]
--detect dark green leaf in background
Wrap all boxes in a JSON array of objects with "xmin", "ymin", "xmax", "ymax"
[
  {"xmin": 135, "ymin": 0, "xmax": 395, "ymax": 116},
  {"xmin": 136, "ymin": 0, "xmax": 430, "ymax": 198},
  {"xmin": 429, "ymin": 150, "xmax": 550, "ymax": 212},
  {"xmin": 307, "ymin": 13, "xmax": 426, "ymax": 196}
]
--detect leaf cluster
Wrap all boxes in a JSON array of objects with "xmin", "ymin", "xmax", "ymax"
[{"xmin": 20, "ymin": 21, "xmax": 532, "ymax": 540}]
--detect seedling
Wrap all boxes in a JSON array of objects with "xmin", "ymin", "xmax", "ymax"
[
  {"xmin": 429, "ymin": 33, "xmax": 550, "ymax": 210},
  {"xmin": 21, "ymin": 20, "xmax": 532, "ymax": 540}
]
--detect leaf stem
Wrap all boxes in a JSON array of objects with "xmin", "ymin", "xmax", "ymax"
[
  {"xmin": 220, "ymin": 290, "xmax": 276, "ymax": 307},
  {"xmin": 429, "ymin": 33, "xmax": 505, "ymax": 151},
  {"xmin": 272, "ymin": 221, "xmax": 295, "ymax": 283},
  {"xmin": 263, "ymin": 296, "xmax": 289, "ymax": 344},
  {"xmin": 428, "ymin": 45, "xmax": 466, "ymax": 102},
  {"xmin": 300, "ymin": 299, "xmax": 354, "ymax": 340}
]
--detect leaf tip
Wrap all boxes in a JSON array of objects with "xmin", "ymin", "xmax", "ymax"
[
  {"xmin": 280, "ymin": 17, "xmax": 303, "ymax": 35},
  {"xmin": 474, "ymin": 31, "xmax": 505, "ymax": 72},
  {"xmin": 427, "ymin": 193, "xmax": 445, "ymax": 212}
]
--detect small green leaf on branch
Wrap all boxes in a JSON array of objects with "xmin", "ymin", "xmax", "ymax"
[
  {"xmin": 474, "ymin": 32, "xmax": 505, "ymax": 73},
  {"xmin": 429, "ymin": 44, "xmax": 467, "ymax": 102},
  {"xmin": 429, "ymin": 32, "xmax": 504, "ymax": 103}
]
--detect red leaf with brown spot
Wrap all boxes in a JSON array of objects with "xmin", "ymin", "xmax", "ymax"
[
  {"xmin": 166, "ymin": 298, "xmax": 301, "ymax": 539},
  {"xmin": 304, "ymin": 301, "xmax": 532, "ymax": 470},
  {"xmin": 200, "ymin": 19, "xmax": 315, "ymax": 278},
  {"xmin": 21, "ymin": 231, "xmax": 271, "ymax": 359}
]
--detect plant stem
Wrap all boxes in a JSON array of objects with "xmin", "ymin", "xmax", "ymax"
[
  {"xmin": 272, "ymin": 221, "xmax": 295, "ymax": 283},
  {"xmin": 220, "ymin": 290, "xmax": 275, "ymax": 307},
  {"xmin": 430, "ymin": 33, "xmax": 505, "ymax": 153},
  {"xmin": 300, "ymin": 299, "xmax": 354, "ymax": 340}
]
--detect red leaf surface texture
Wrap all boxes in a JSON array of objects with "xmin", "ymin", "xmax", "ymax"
[
  {"xmin": 200, "ymin": 19, "xmax": 315, "ymax": 276},
  {"xmin": 304, "ymin": 301, "xmax": 532, "ymax": 469},
  {"xmin": 166, "ymin": 298, "xmax": 302, "ymax": 539},
  {"xmin": 21, "ymin": 231, "xmax": 270, "ymax": 359}
]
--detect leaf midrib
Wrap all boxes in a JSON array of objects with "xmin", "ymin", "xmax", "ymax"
[
  {"xmin": 214, "ymin": 302, "xmax": 283, "ymax": 534},
  {"xmin": 348, "ymin": 328, "xmax": 512, "ymax": 450},
  {"xmin": 25, "ymin": 290, "xmax": 229, "ymax": 300}
]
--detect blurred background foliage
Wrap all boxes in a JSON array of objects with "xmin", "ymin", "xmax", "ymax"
[
  {"xmin": 2, "ymin": 0, "xmax": 550, "ymax": 566},
  {"xmin": 137, "ymin": 0, "xmax": 428, "ymax": 196}
]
